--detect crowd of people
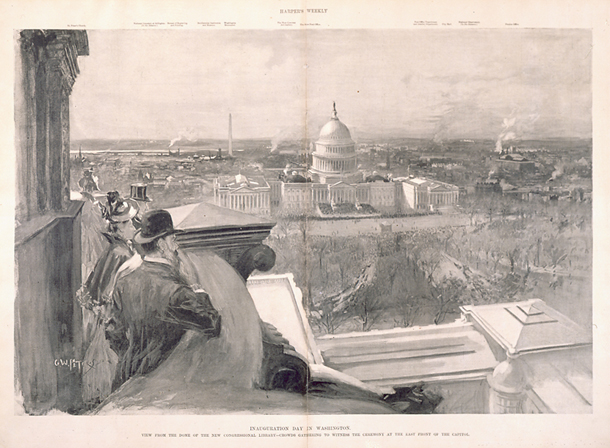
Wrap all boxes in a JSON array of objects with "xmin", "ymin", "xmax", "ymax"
[{"xmin": 77, "ymin": 188, "xmax": 221, "ymax": 407}]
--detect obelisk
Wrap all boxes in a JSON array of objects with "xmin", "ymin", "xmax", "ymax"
[{"xmin": 228, "ymin": 113, "xmax": 233, "ymax": 157}]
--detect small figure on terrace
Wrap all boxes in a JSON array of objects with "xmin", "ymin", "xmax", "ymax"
[{"xmin": 78, "ymin": 168, "xmax": 100, "ymax": 193}]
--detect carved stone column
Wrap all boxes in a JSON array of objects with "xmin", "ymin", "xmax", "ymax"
[
  {"xmin": 17, "ymin": 30, "xmax": 87, "ymax": 216},
  {"xmin": 45, "ymin": 32, "xmax": 79, "ymax": 211}
]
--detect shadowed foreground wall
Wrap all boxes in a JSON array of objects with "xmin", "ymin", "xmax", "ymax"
[
  {"xmin": 15, "ymin": 206, "xmax": 83, "ymax": 413},
  {"xmin": 14, "ymin": 30, "xmax": 88, "ymax": 414}
]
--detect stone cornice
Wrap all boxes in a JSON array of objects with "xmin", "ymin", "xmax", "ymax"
[
  {"xmin": 19, "ymin": 30, "xmax": 88, "ymax": 94},
  {"xmin": 15, "ymin": 200, "xmax": 84, "ymax": 247}
]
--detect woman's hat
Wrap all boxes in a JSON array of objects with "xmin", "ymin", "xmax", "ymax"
[
  {"xmin": 134, "ymin": 209, "xmax": 175, "ymax": 244},
  {"xmin": 105, "ymin": 191, "xmax": 138, "ymax": 223}
]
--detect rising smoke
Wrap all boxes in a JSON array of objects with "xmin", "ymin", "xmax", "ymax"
[{"xmin": 494, "ymin": 113, "xmax": 540, "ymax": 153}]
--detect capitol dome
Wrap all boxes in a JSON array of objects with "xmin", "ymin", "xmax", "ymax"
[
  {"xmin": 318, "ymin": 108, "xmax": 353, "ymax": 144},
  {"xmin": 310, "ymin": 103, "xmax": 359, "ymax": 184}
]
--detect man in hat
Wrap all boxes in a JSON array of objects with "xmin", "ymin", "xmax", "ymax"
[
  {"xmin": 105, "ymin": 209, "xmax": 221, "ymax": 392},
  {"xmin": 129, "ymin": 183, "xmax": 152, "ymax": 229}
]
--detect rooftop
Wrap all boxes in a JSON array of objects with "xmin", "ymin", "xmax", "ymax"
[
  {"xmin": 461, "ymin": 299, "xmax": 591, "ymax": 356},
  {"xmin": 316, "ymin": 321, "xmax": 498, "ymax": 389}
]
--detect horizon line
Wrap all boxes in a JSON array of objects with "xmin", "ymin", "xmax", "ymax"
[{"xmin": 71, "ymin": 136, "xmax": 593, "ymax": 142}]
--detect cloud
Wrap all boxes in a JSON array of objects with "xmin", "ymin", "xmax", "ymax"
[{"xmin": 71, "ymin": 29, "xmax": 592, "ymax": 140}]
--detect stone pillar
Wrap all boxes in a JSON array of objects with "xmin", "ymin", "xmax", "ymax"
[
  {"xmin": 46, "ymin": 33, "xmax": 78, "ymax": 211},
  {"xmin": 488, "ymin": 353, "xmax": 527, "ymax": 413},
  {"xmin": 15, "ymin": 30, "xmax": 88, "ymax": 415},
  {"xmin": 17, "ymin": 30, "xmax": 86, "ymax": 215}
]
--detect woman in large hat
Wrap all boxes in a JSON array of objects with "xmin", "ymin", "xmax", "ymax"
[
  {"xmin": 77, "ymin": 191, "xmax": 139, "ymax": 407},
  {"xmin": 82, "ymin": 191, "xmax": 139, "ymax": 308}
]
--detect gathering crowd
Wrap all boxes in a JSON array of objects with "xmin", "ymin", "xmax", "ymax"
[{"xmin": 76, "ymin": 176, "xmax": 221, "ymax": 407}]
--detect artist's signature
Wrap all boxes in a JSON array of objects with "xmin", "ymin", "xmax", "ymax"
[{"xmin": 54, "ymin": 359, "xmax": 95, "ymax": 373}]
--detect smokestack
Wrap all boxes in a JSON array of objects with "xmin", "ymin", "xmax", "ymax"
[{"xmin": 228, "ymin": 113, "xmax": 233, "ymax": 157}]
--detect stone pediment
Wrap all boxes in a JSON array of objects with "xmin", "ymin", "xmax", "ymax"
[
  {"xmin": 329, "ymin": 181, "xmax": 355, "ymax": 189},
  {"xmin": 230, "ymin": 185, "xmax": 257, "ymax": 193},
  {"xmin": 427, "ymin": 182, "xmax": 456, "ymax": 192}
]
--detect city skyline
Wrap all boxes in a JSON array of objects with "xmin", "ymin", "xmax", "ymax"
[{"xmin": 70, "ymin": 29, "xmax": 592, "ymax": 142}]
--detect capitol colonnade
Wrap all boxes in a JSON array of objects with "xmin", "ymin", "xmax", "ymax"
[{"xmin": 313, "ymin": 155, "xmax": 358, "ymax": 174}]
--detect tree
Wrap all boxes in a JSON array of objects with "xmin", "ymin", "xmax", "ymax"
[
  {"xmin": 429, "ymin": 277, "xmax": 468, "ymax": 325},
  {"xmin": 394, "ymin": 294, "xmax": 425, "ymax": 328},
  {"xmin": 352, "ymin": 284, "xmax": 385, "ymax": 332},
  {"xmin": 499, "ymin": 196, "xmax": 513, "ymax": 220},
  {"xmin": 270, "ymin": 217, "xmax": 293, "ymax": 240},
  {"xmin": 309, "ymin": 264, "xmax": 376, "ymax": 334},
  {"xmin": 309, "ymin": 294, "xmax": 351, "ymax": 334},
  {"xmin": 483, "ymin": 194, "xmax": 499, "ymax": 224},
  {"xmin": 459, "ymin": 194, "xmax": 479, "ymax": 226}
]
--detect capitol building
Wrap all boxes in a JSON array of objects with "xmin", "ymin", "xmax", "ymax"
[
  {"xmin": 214, "ymin": 104, "xmax": 459, "ymax": 216},
  {"xmin": 309, "ymin": 103, "xmax": 361, "ymax": 184}
]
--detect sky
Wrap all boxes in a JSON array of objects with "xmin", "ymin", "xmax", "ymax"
[{"xmin": 70, "ymin": 29, "xmax": 592, "ymax": 142}]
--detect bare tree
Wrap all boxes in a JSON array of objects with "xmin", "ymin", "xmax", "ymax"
[
  {"xmin": 309, "ymin": 264, "xmax": 376, "ymax": 334},
  {"xmin": 309, "ymin": 296, "xmax": 350, "ymax": 335},
  {"xmin": 483, "ymin": 194, "xmax": 499, "ymax": 224},
  {"xmin": 429, "ymin": 277, "xmax": 468, "ymax": 325},
  {"xmin": 459, "ymin": 194, "xmax": 479, "ymax": 226},
  {"xmin": 394, "ymin": 294, "xmax": 425, "ymax": 328},
  {"xmin": 352, "ymin": 285, "xmax": 384, "ymax": 332}
]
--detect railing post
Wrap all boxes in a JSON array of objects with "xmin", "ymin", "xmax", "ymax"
[{"xmin": 488, "ymin": 351, "xmax": 526, "ymax": 414}]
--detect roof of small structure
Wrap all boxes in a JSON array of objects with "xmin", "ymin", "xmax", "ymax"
[
  {"xmin": 167, "ymin": 202, "xmax": 275, "ymax": 252},
  {"xmin": 461, "ymin": 299, "xmax": 591, "ymax": 356},
  {"xmin": 521, "ymin": 348, "xmax": 592, "ymax": 413},
  {"xmin": 316, "ymin": 321, "xmax": 498, "ymax": 389},
  {"xmin": 168, "ymin": 201, "xmax": 273, "ymax": 231}
]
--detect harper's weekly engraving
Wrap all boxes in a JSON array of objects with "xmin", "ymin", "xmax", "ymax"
[{"xmin": 13, "ymin": 26, "xmax": 594, "ymax": 419}]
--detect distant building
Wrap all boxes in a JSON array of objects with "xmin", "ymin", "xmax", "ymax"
[
  {"xmin": 497, "ymin": 154, "xmax": 536, "ymax": 173},
  {"xmin": 401, "ymin": 177, "xmax": 460, "ymax": 211},
  {"xmin": 475, "ymin": 178, "xmax": 502, "ymax": 194},
  {"xmin": 215, "ymin": 103, "xmax": 459, "ymax": 216},
  {"xmin": 214, "ymin": 174, "xmax": 271, "ymax": 215},
  {"xmin": 501, "ymin": 186, "xmax": 533, "ymax": 201}
]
